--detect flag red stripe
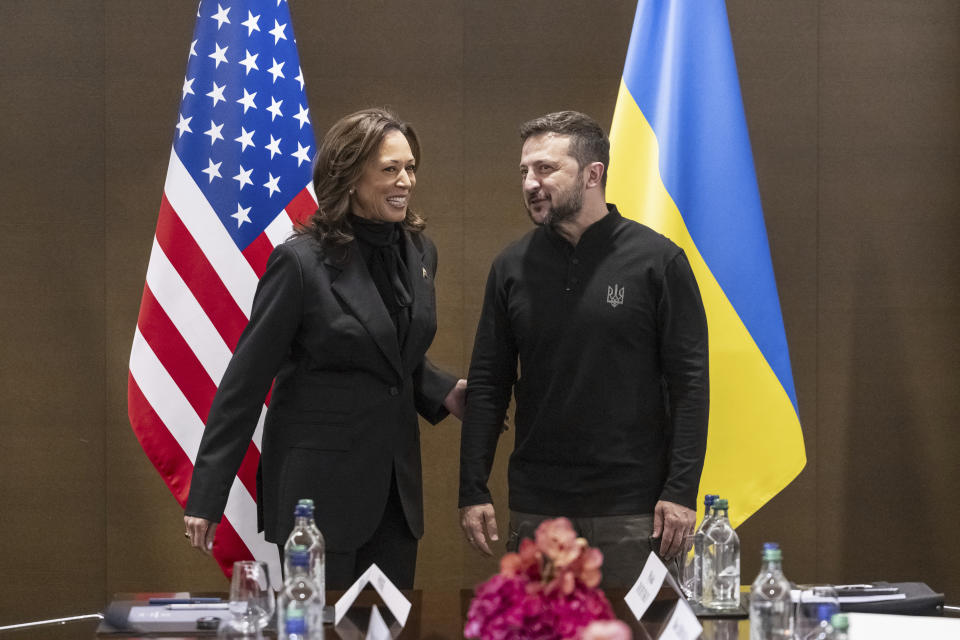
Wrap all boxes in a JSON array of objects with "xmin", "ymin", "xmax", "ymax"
[
  {"xmin": 156, "ymin": 194, "xmax": 249, "ymax": 351},
  {"xmin": 128, "ymin": 373, "xmax": 196, "ymax": 505},
  {"xmin": 136, "ymin": 285, "xmax": 217, "ymax": 422},
  {"xmin": 286, "ymin": 188, "xmax": 317, "ymax": 226},
  {"xmin": 235, "ymin": 442, "xmax": 262, "ymax": 513},
  {"xmin": 135, "ymin": 285, "xmax": 262, "ymax": 503},
  {"xmin": 128, "ymin": 374, "xmax": 254, "ymax": 569},
  {"xmin": 210, "ymin": 517, "xmax": 255, "ymax": 579},
  {"xmin": 241, "ymin": 232, "xmax": 275, "ymax": 278}
]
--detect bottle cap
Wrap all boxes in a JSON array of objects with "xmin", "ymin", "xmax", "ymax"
[
  {"xmin": 762, "ymin": 547, "xmax": 782, "ymax": 561},
  {"xmin": 294, "ymin": 503, "xmax": 310, "ymax": 518},
  {"xmin": 830, "ymin": 613, "xmax": 848, "ymax": 630},
  {"xmin": 298, "ymin": 498, "xmax": 315, "ymax": 509},
  {"xmin": 714, "ymin": 498, "xmax": 729, "ymax": 509},
  {"xmin": 763, "ymin": 542, "xmax": 780, "ymax": 550},
  {"xmin": 704, "ymin": 494, "xmax": 718, "ymax": 507}
]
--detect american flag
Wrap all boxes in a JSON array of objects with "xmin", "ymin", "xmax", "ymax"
[{"xmin": 128, "ymin": 0, "xmax": 316, "ymax": 585}]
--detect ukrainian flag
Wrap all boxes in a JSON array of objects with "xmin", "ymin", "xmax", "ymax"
[{"xmin": 607, "ymin": 0, "xmax": 805, "ymax": 527}]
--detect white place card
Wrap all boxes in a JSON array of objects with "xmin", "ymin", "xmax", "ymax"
[
  {"xmin": 364, "ymin": 604, "xmax": 391, "ymax": 640},
  {"xmin": 847, "ymin": 612, "xmax": 960, "ymax": 640},
  {"xmin": 657, "ymin": 599, "xmax": 703, "ymax": 640},
  {"xmin": 333, "ymin": 563, "xmax": 412, "ymax": 627},
  {"xmin": 625, "ymin": 552, "xmax": 669, "ymax": 620}
]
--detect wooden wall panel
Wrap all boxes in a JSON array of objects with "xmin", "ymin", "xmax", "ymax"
[
  {"xmin": 816, "ymin": 0, "xmax": 960, "ymax": 594},
  {"xmin": 0, "ymin": 0, "xmax": 108, "ymax": 630},
  {"xmin": 726, "ymin": 0, "xmax": 821, "ymax": 585}
]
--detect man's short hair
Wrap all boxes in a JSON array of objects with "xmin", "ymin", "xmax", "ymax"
[{"xmin": 519, "ymin": 111, "xmax": 610, "ymax": 187}]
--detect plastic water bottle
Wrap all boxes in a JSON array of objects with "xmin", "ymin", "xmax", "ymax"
[
  {"xmin": 703, "ymin": 498, "xmax": 740, "ymax": 610},
  {"xmin": 277, "ymin": 546, "xmax": 323, "ymax": 639},
  {"xmin": 284, "ymin": 503, "xmax": 325, "ymax": 610},
  {"xmin": 282, "ymin": 608, "xmax": 308, "ymax": 640},
  {"xmin": 687, "ymin": 493, "xmax": 719, "ymax": 603},
  {"xmin": 795, "ymin": 586, "xmax": 839, "ymax": 640},
  {"xmin": 698, "ymin": 499, "xmax": 719, "ymax": 604},
  {"xmin": 295, "ymin": 499, "xmax": 326, "ymax": 600},
  {"xmin": 749, "ymin": 545, "xmax": 792, "ymax": 639},
  {"xmin": 829, "ymin": 613, "xmax": 849, "ymax": 640}
]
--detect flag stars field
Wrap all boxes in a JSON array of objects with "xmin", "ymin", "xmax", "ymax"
[{"xmin": 166, "ymin": 0, "xmax": 314, "ymax": 248}]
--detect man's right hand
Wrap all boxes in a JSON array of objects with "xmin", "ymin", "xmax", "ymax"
[
  {"xmin": 184, "ymin": 515, "xmax": 217, "ymax": 555},
  {"xmin": 459, "ymin": 503, "xmax": 499, "ymax": 556}
]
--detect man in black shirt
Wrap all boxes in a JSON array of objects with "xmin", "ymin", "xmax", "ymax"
[{"xmin": 458, "ymin": 111, "xmax": 709, "ymax": 586}]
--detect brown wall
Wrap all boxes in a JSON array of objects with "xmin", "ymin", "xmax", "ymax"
[{"xmin": 1, "ymin": 0, "xmax": 957, "ymax": 633}]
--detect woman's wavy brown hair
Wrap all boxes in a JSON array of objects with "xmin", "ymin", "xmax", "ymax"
[{"xmin": 297, "ymin": 108, "xmax": 425, "ymax": 249}]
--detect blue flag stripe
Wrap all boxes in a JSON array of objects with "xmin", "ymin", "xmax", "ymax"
[{"xmin": 621, "ymin": 0, "xmax": 797, "ymax": 408}]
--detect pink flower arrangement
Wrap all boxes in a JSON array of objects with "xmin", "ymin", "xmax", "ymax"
[{"xmin": 464, "ymin": 518, "xmax": 629, "ymax": 640}]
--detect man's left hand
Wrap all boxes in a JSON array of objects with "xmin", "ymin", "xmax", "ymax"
[
  {"xmin": 443, "ymin": 379, "xmax": 467, "ymax": 420},
  {"xmin": 652, "ymin": 500, "xmax": 696, "ymax": 559}
]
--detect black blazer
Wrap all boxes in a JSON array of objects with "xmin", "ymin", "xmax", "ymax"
[{"xmin": 185, "ymin": 230, "xmax": 456, "ymax": 552}]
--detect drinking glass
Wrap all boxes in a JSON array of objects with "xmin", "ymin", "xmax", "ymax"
[
  {"xmin": 794, "ymin": 585, "xmax": 839, "ymax": 640},
  {"xmin": 224, "ymin": 560, "xmax": 275, "ymax": 634}
]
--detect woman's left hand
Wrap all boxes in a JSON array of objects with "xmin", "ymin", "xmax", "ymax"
[{"xmin": 443, "ymin": 378, "xmax": 467, "ymax": 420}]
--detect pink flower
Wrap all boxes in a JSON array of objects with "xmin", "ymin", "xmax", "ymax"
[
  {"xmin": 579, "ymin": 620, "xmax": 632, "ymax": 640},
  {"xmin": 535, "ymin": 518, "xmax": 583, "ymax": 568},
  {"xmin": 574, "ymin": 547, "xmax": 604, "ymax": 589},
  {"xmin": 465, "ymin": 518, "xmax": 617, "ymax": 640}
]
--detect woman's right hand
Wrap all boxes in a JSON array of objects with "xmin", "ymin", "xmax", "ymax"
[{"xmin": 184, "ymin": 515, "xmax": 218, "ymax": 554}]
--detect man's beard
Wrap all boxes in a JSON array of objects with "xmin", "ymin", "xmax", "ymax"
[{"xmin": 526, "ymin": 179, "xmax": 584, "ymax": 228}]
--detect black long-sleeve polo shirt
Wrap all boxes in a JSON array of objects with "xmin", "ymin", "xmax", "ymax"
[{"xmin": 459, "ymin": 205, "xmax": 709, "ymax": 516}]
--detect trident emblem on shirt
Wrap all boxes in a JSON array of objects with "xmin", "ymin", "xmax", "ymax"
[{"xmin": 606, "ymin": 284, "xmax": 625, "ymax": 308}]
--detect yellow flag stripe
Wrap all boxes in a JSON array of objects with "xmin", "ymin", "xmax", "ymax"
[{"xmin": 607, "ymin": 81, "xmax": 806, "ymax": 527}]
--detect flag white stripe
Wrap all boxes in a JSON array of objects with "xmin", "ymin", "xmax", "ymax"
[
  {"xmin": 264, "ymin": 209, "xmax": 295, "ymax": 248},
  {"xmin": 130, "ymin": 329, "xmax": 207, "ymax": 457},
  {"xmin": 144, "ymin": 239, "xmax": 232, "ymax": 385},
  {"xmin": 130, "ymin": 329, "xmax": 280, "ymax": 588},
  {"xmin": 252, "ymin": 405, "xmax": 267, "ymax": 451},
  {"xmin": 164, "ymin": 149, "xmax": 259, "ymax": 315},
  {"xmin": 222, "ymin": 471, "xmax": 282, "ymax": 589}
]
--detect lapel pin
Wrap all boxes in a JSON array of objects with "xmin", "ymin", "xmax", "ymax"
[{"xmin": 422, "ymin": 266, "xmax": 428, "ymax": 279}]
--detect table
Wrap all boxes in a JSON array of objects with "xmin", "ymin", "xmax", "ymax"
[{"xmin": 93, "ymin": 588, "xmax": 748, "ymax": 639}]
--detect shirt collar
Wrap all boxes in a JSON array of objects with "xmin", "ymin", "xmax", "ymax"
[{"xmin": 544, "ymin": 203, "xmax": 622, "ymax": 251}]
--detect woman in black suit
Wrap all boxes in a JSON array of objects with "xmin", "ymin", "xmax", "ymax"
[{"xmin": 183, "ymin": 108, "xmax": 465, "ymax": 589}]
